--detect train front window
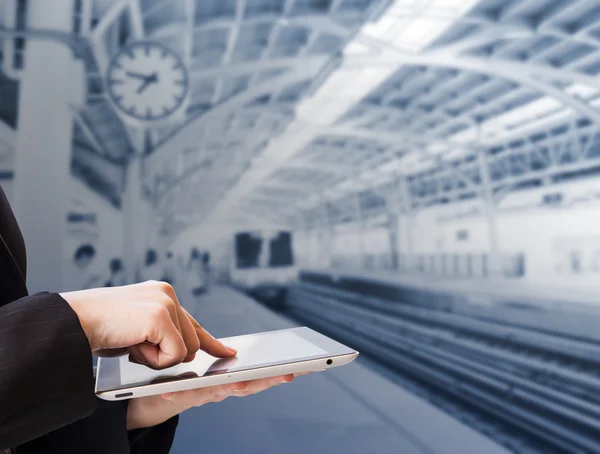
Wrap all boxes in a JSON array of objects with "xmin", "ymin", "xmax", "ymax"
[
  {"xmin": 269, "ymin": 232, "xmax": 294, "ymax": 267},
  {"xmin": 235, "ymin": 231, "xmax": 294, "ymax": 269}
]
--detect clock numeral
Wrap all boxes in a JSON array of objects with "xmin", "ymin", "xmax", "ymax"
[
  {"xmin": 172, "ymin": 61, "xmax": 183, "ymax": 71},
  {"xmin": 127, "ymin": 106, "xmax": 137, "ymax": 116}
]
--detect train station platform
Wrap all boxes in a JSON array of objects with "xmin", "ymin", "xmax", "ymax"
[
  {"xmin": 299, "ymin": 268, "xmax": 600, "ymax": 342},
  {"xmin": 171, "ymin": 286, "xmax": 510, "ymax": 454},
  {"xmin": 314, "ymin": 268, "xmax": 600, "ymax": 307}
]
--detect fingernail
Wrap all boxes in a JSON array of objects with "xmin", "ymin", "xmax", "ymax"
[
  {"xmin": 284, "ymin": 376, "xmax": 294, "ymax": 383},
  {"xmin": 227, "ymin": 347, "xmax": 237, "ymax": 355},
  {"xmin": 162, "ymin": 393, "xmax": 175, "ymax": 401},
  {"xmin": 234, "ymin": 382, "xmax": 246, "ymax": 391}
]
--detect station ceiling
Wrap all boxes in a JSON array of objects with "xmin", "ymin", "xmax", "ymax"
[{"xmin": 3, "ymin": 0, "xmax": 600, "ymax": 238}]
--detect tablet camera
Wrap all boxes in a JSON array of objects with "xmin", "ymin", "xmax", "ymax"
[{"xmin": 327, "ymin": 359, "xmax": 333, "ymax": 365}]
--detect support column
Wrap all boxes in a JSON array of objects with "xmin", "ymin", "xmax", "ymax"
[
  {"xmin": 476, "ymin": 124, "xmax": 501, "ymax": 278},
  {"xmin": 399, "ymin": 176, "xmax": 414, "ymax": 273},
  {"xmin": 122, "ymin": 156, "xmax": 143, "ymax": 284},
  {"xmin": 13, "ymin": 0, "xmax": 76, "ymax": 293},
  {"xmin": 386, "ymin": 181, "xmax": 401, "ymax": 271},
  {"xmin": 354, "ymin": 192, "xmax": 365, "ymax": 269},
  {"xmin": 142, "ymin": 178, "xmax": 163, "ymax": 275},
  {"xmin": 319, "ymin": 201, "xmax": 333, "ymax": 268}
]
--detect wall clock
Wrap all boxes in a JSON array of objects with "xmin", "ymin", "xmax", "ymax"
[{"xmin": 105, "ymin": 41, "xmax": 190, "ymax": 123}]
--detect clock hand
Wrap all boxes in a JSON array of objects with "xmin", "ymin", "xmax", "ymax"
[
  {"xmin": 126, "ymin": 71, "xmax": 152, "ymax": 81},
  {"xmin": 136, "ymin": 72, "xmax": 159, "ymax": 94}
]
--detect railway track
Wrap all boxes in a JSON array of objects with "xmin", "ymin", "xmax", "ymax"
[{"xmin": 284, "ymin": 278, "xmax": 600, "ymax": 454}]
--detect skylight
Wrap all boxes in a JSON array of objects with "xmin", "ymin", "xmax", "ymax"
[
  {"xmin": 206, "ymin": 0, "xmax": 483, "ymax": 223},
  {"xmin": 359, "ymin": 0, "xmax": 481, "ymax": 54}
]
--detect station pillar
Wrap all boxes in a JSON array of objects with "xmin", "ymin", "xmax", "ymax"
[
  {"xmin": 122, "ymin": 129, "xmax": 163, "ymax": 284},
  {"xmin": 354, "ymin": 192, "xmax": 366, "ymax": 269},
  {"xmin": 122, "ymin": 155, "xmax": 144, "ymax": 284},
  {"xmin": 398, "ymin": 176, "xmax": 415, "ymax": 273},
  {"xmin": 386, "ymin": 181, "xmax": 402, "ymax": 271},
  {"xmin": 479, "ymin": 149, "xmax": 501, "ymax": 278},
  {"xmin": 318, "ymin": 201, "xmax": 333, "ymax": 268},
  {"xmin": 476, "ymin": 125, "xmax": 502, "ymax": 278},
  {"xmin": 13, "ymin": 0, "xmax": 78, "ymax": 293},
  {"xmin": 387, "ymin": 211, "xmax": 399, "ymax": 270}
]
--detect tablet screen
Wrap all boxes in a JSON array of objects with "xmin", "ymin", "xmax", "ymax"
[{"xmin": 97, "ymin": 328, "xmax": 337, "ymax": 392}]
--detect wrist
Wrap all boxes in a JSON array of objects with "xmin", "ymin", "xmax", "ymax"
[
  {"xmin": 60, "ymin": 291, "xmax": 98, "ymax": 351},
  {"xmin": 127, "ymin": 395, "xmax": 186, "ymax": 430}
]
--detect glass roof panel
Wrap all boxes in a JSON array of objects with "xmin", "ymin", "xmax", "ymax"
[
  {"xmin": 194, "ymin": 0, "xmax": 236, "ymax": 26},
  {"xmin": 245, "ymin": 0, "xmax": 284, "ymax": 17},
  {"xmin": 361, "ymin": 0, "xmax": 480, "ymax": 53}
]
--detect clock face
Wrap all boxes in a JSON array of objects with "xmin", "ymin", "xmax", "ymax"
[{"xmin": 106, "ymin": 41, "xmax": 190, "ymax": 122}]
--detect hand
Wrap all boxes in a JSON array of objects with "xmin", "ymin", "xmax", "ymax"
[
  {"xmin": 127, "ymin": 373, "xmax": 316, "ymax": 430},
  {"xmin": 60, "ymin": 281, "xmax": 236, "ymax": 369},
  {"xmin": 126, "ymin": 71, "xmax": 152, "ymax": 81},
  {"xmin": 136, "ymin": 73, "xmax": 158, "ymax": 94}
]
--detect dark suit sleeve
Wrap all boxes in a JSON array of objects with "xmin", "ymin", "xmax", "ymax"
[
  {"xmin": 0, "ymin": 292, "xmax": 98, "ymax": 449},
  {"xmin": 129, "ymin": 413, "xmax": 180, "ymax": 454},
  {"xmin": 16, "ymin": 397, "xmax": 179, "ymax": 454},
  {"xmin": 0, "ymin": 292, "xmax": 179, "ymax": 453}
]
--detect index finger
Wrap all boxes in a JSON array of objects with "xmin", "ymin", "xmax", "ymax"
[{"xmin": 182, "ymin": 308, "xmax": 237, "ymax": 358}]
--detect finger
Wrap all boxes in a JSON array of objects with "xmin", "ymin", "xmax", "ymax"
[
  {"xmin": 140, "ymin": 311, "xmax": 187, "ymax": 369},
  {"xmin": 176, "ymin": 305, "xmax": 201, "ymax": 361},
  {"xmin": 294, "ymin": 369, "xmax": 326, "ymax": 377},
  {"xmin": 162, "ymin": 384, "xmax": 231, "ymax": 407},
  {"xmin": 161, "ymin": 375, "xmax": 295, "ymax": 407},
  {"xmin": 183, "ymin": 352, "xmax": 196, "ymax": 363},
  {"xmin": 161, "ymin": 287, "xmax": 201, "ymax": 362},
  {"xmin": 160, "ymin": 292, "xmax": 183, "ymax": 341},
  {"xmin": 183, "ymin": 309, "xmax": 236, "ymax": 358},
  {"xmin": 232, "ymin": 375, "xmax": 294, "ymax": 394}
]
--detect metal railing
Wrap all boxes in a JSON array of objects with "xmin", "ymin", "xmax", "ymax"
[{"xmin": 330, "ymin": 252, "xmax": 526, "ymax": 278}]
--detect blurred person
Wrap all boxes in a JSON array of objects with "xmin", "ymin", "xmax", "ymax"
[
  {"xmin": 66, "ymin": 243, "xmax": 103, "ymax": 290},
  {"xmin": 186, "ymin": 248, "xmax": 207, "ymax": 297},
  {"xmin": 104, "ymin": 258, "xmax": 127, "ymax": 288},
  {"xmin": 140, "ymin": 248, "xmax": 163, "ymax": 282},
  {"xmin": 202, "ymin": 252, "xmax": 212, "ymax": 291},
  {"xmin": 163, "ymin": 251, "xmax": 176, "ymax": 286},
  {"xmin": 0, "ymin": 185, "xmax": 303, "ymax": 453}
]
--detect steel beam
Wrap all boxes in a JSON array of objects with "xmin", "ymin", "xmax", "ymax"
[
  {"xmin": 151, "ymin": 58, "xmax": 326, "ymax": 157},
  {"xmin": 128, "ymin": 0, "xmax": 145, "ymax": 39},
  {"xmin": 345, "ymin": 52, "xmax": 600, "ymax": 122}
]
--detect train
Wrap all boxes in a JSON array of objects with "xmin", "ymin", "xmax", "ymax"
[{"xmin": 229, "ymin": 230, "xmax": 298, "ymax": 307}]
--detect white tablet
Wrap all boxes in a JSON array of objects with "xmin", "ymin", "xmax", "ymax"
[{"xmin": 95, "ymin": 327, "xmax": 358, "ymax": 401}]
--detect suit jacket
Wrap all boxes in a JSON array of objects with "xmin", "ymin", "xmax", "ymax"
[{"xmin": 0, "ymin": 185, "xmax": 178, "ymax": 453}]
